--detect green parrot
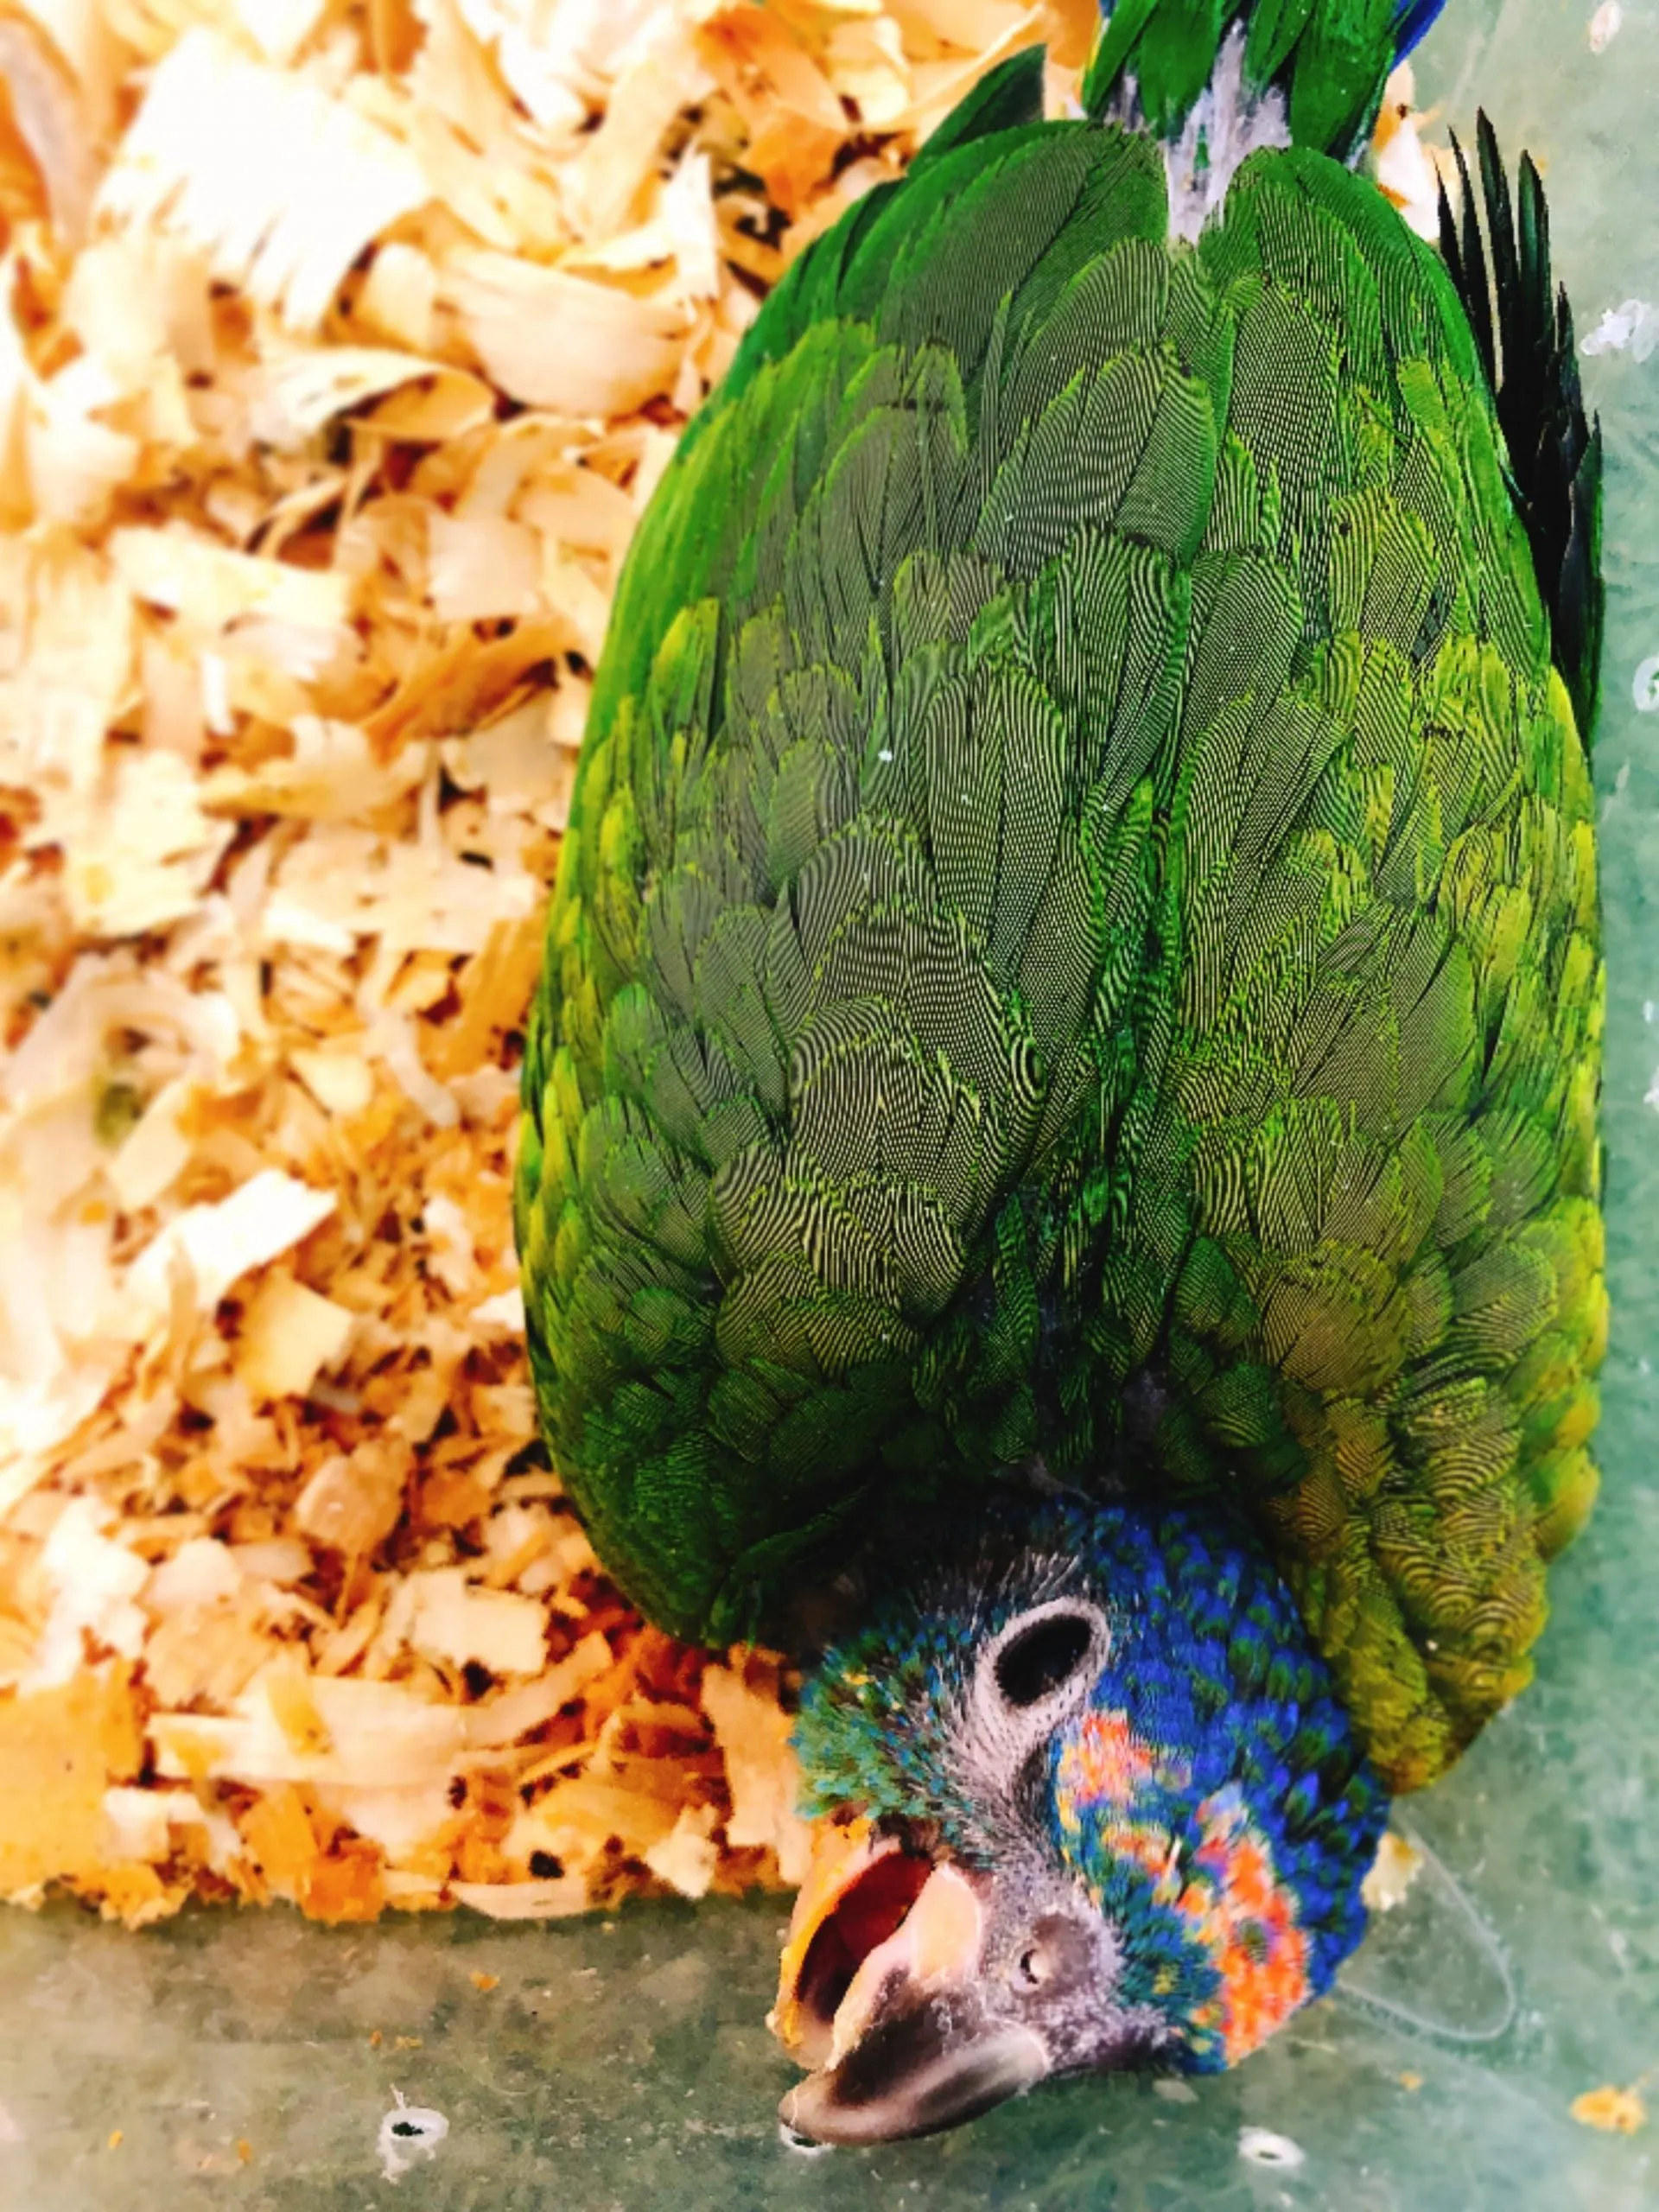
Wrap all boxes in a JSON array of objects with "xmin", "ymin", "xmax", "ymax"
[{"xmin": 514, "ymin": 0, "xmax": 1605, "ymax": 2143}]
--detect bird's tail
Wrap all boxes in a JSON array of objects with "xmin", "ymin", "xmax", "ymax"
[
  {"xmin": 1081, "ymin": 0, "xmax": 1451, "ymax": 161},
  {"xmin": 1438, "ymin": 117, "xmax": 1605, "ymax": 742}
]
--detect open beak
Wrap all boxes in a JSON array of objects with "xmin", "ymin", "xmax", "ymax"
[{"xmin": 769, "ymin": 1819, "xmax": 1051, "ymax": 2145}]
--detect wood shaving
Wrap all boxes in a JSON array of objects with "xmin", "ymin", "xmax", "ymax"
[
  {"xmin": 1359, "ymin": 1826, "xmax": 1424, "ymax": 1913},
  {"xmin": 0, "ymin": 0, "xmax": 1096, "ymax": 1929},
  {"xmin": 1371, "ymin": 63, "xmax": 1451, "ymax": 242},
  {"xmin": 1570, "ymin": 2085, "xmax": 1648, "ymax": 2134}
]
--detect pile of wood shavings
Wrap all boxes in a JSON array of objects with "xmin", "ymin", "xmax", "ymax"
[{"xmin": 0, "ymin": 0, "xmax": 1103, "ymax": 1927}]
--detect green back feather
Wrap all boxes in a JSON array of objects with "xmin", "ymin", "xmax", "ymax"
[
  {"xmin": 1082, "ymin": 0, "xmax": 1421, "ymax": 157},
  {"xmin": 517, "ymin": 72, "xmax": 1603, "ymax": 1793}
]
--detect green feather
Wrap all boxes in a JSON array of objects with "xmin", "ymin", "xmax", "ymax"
[
  {"xmin": 1082, "ymin": 0, "xmax": 1410, "ymax": 156},
  {"xmin": 516, "ymin": 74, "xmax": 1603, "ymax": 1793}
]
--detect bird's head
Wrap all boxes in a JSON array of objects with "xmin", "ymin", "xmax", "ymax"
[{"xmin": 770, "ymin": 1497, "xmax": 1388, "ymax": 2143}]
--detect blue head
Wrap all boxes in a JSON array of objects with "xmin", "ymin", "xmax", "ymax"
[{"xmin": 772, "ymin": 1497, "xmax": 1387, "ymax": 2142}]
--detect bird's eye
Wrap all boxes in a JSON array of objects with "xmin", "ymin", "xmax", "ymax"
[
  {"xmin": 969, "ymin": 1599, "xmax": 1109, "ymax": 1777},
  {"xmin": 994, "ymin": 1610, "xmax": 1097, "ymax": 1709},
  {"xmin": 1016, "ymin": 1944, "xmax": 1048, "ymax": 1990}
]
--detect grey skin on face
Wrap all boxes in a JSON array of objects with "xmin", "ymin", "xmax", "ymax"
[{"xmin": 771, "ymin": 1596, "xmax": 1175, "ymax": 2145}]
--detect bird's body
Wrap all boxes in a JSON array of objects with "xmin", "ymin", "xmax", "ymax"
[{"xmin": 516, "ymin": 0, "xmax": 1603, "ymax": 2139}]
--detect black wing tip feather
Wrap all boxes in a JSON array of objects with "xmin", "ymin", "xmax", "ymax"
[{"xmin": 1437, "ymin": 114, "xmax": 1605, "ymax": 747}]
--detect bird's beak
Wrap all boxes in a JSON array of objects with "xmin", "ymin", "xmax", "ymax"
[{"xmin": 769, "ymin": 1818, "xmax": 1051, "ymax": 2145}]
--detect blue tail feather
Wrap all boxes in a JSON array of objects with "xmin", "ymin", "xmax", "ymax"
[{"xmin": 1391, "ymin": 0, "xmax": 1451, "ymax": 60}]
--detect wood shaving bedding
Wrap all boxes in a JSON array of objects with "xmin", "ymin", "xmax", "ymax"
[{"xmin": 0, "ymin": 0, "xmax": 1101, "ymax": 1929}]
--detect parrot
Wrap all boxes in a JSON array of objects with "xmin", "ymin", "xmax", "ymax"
[{"xmin": 513, "ymin": 0, "xmax": 1605, "ymax": 2145}]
